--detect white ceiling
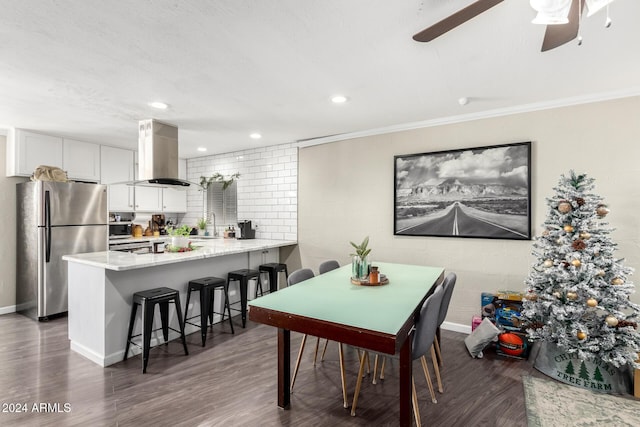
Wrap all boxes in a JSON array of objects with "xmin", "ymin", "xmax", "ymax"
[{"xmin": 1, "ymin": 1, "xmax": 639, "ymax": 158}]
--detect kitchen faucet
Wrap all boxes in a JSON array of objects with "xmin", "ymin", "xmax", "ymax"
[{"xmin": 209, "ymin": 212, "xmax": 217, "ymax": 237}]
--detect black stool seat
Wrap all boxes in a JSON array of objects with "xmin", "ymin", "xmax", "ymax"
[
  {"xmin": 184, "ymin": 276, "xmax": 234, "ymax": 347},
  {"xmin": 124, "ymin": 287, "xmax": 189, "ymax": 373},
  {"xmin": 259, "ymin": 263, "xmax": 289, "ymax": 294},
  {"xmin": 227, "ymin": 269, "xmax": 262, "ymax": 328}
]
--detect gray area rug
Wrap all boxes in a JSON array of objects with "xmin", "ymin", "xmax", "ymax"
[{"xmin": 523, "ymin": 375, "xmax": 640, "ymax": 426}]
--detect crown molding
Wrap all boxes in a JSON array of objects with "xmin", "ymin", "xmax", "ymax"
[{"xmin": 297, "ymin": 88, "xmax": 640, "ymax": 148}]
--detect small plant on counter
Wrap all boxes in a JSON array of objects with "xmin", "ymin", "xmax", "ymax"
[
  {"xmin": 167, "ymin": 225, "xmax": 192, "ymax": 237},
  {"xmin": 196, "ymin": 218, "xmax": 208, "ymax": 230}
]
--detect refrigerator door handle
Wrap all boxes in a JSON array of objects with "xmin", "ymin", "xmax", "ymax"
[{"xmin": 45, "ymin": 190, "xmax": 51, "ymax": 263}]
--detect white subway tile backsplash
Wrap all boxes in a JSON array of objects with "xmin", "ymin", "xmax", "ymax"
[{"xmin": 184, "ymin": 142, "xmax": 297, "ymax": 241}]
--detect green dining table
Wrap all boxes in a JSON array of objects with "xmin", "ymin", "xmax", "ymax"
[{"xmin": 249, "ymin": 262, "xmax": 444, "ymax": 426}]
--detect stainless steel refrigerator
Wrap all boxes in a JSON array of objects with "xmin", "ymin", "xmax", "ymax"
[{"xmin": 16, "ymin": 181, "xmax": 108, "ymax": 320}]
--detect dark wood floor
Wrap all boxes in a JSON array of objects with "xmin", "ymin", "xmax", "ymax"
[{"xmin": 0, "ymin": 313, "xmax": 541, "ymax": 426}]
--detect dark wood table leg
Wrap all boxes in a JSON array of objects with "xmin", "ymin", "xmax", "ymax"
[
  {"xmin": 277, "ymin": 328, "xmax": 291, "ymax": 409},
  {"xmin": 399, "ymin": 331, "xmax": 412, "ymax": 427}
]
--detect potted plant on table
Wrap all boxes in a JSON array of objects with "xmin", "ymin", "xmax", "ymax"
[
  {"xmin": 350, "ymin": 236, "xmax": 371, "ymax": 280},
  {"xmin": 167, "ymin": 225, "xmax": 192, "ymax": 249}
]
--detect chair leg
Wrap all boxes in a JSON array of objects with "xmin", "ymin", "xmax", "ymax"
[
  {"xmin": 172, "ymin": 295, "xmax": 189, "ymax": 356},
  {"xmin": 124, "ymin": 302, "xmax": 138, "ymax": 361},
  {"xmin": 320, "ymin": 338, "xmax": 329, "ymax": 362},
  {"xmin": 372, "ymin": 354, "xmax": 379, "ymax": 384},
  {"xmin": 338, "ymin": 343, "xmax": 348, "ymax": 409},
  {"xmin": 380, "ymin": 356, "xmax": 386, "ymax": 380},
  {"xmin": 142, "ymin": 300, "xmax": 154, "ymax": 374},
  {"xmin": 159, "ymin": 301, "xmax": 169, "ymax": 343},
  {"xmin": 412, "ymin": 377, "xmax": 421, "ymax": 427},
  {"xmin": 420, "ymin": 354, "xmax": 437, "ymax": 403},
  {"xmin": 350, "ymin": 350, "xmax": 368, "ymax": 416},
  {"xmin": 434, "ymin": 335, "xmax": 443, "ymax": 366},
  {"xmin": 290, "ymin": 334, "xmax": 307, "ymax": 393},
  {"xmin": 223, "ymin": 284, "xmax": 235, "ymax": 334},
  {"xmin": 313, "ymin": 337, "xmax": 320, "ymax": 365},
  {"xmin": 199, "ymin": 288, "xmax": 209, "ymax": 347},
  {"xmin": 431, "ymin": 345, "xmax": 443, "ymax": 393}
]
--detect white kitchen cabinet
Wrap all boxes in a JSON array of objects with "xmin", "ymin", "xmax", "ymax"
[
  {"xmin": 6, "ymin": 129, "xmax": 63, "ymax": 177},
  {"xmin": 101, "ymin": 146, "xmax": 135, "ymax": 211},
  {"xmin": 63, "ymin": 139, "xmax": 100, "ymax": 182},
  {"xmin": 162, "ymin": 188, "xmax": 187, "ymax": 212},
  {"xmin": 134, "ymin": 187, "xmax": 162, "ymax": 212}
]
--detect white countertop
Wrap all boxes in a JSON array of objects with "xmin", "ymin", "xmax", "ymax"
[{"xmin": 63, "ymin": 238, "xmax": 297, "ymax": 271}]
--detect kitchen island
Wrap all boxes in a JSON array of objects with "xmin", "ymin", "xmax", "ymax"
[{"xmin": 62, "ymin": 238, "xmax": 296, "ymax": 367}]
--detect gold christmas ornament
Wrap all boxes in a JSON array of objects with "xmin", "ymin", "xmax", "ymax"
[
  {"xmin": 558, "ymin": 201, "xmax": 572, "ymax": 213},
  {"xmin": 579, "ymin": 232, "xmax": 591, "ymax": 240},
  {"xmin": 566, "ymin": 291, "xmax": 578, "ymax": 300},
  {"xmin": 571, "ymin": 259, "xmax": 582, "ymax": 268},
  {"xmin": 586, "ymin": 298, "xmax": 598, "ymax": 307},
  {"xmin": 543, "ymin": 259, "xmax": 554, "ymax": 268},
  {"xmin": 605, "ymin": 316, "xmax": 619, "ymax": 327},
  {"xmin": 577, "ymin": 331, "xmax": 587, "ymax": 340},
  {"xmin": 596, "ymin": 270, "xmax": 606, "ymax": 277},
  {"xmin": 611, "ymin": 277, "xmax": 624, "ymax": 286},
  {"xmin": 563, "ymin": 225, "xmax": 574, "ymax": 233},
  {"xmin": 556, "ymin": 238, "xmax": 563, "ymax": 245},
  {"xmin": 596, "ymin": 205, "xmax": 609, "ymax": 217},
  {"xmin": 552, "ymin": 291, "xmax": 561, "ymax": 298}
]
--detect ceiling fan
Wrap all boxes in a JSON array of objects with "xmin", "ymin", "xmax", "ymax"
[{"xmin": 412, "ymin": 0, "xmax": 614, "ymax": 52}]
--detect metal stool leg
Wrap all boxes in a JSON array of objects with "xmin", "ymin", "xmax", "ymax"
[
  {"xmin": 173, "ymin": 294, "xmax": 189, "ymax": 356},
  {"xmin": 142, "ymin": 300, "xmax": 154, "ymax": 373},
  {"xmin": 159, "ymin": 301, "xmax": 169, "ymax": 343},
  {"xmin": 124, "ymin": 302, "xmax": 138, "ymax": 361}
]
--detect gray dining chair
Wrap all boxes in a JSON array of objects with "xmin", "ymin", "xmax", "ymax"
[
  {"xmin": 432, "ymin": 272, "xmax": 457, "ymax": 393},
  {"xmin": 351, "ymin": 283, "xmax": 445, "ymax": 426},
  {"xmin": 318, "ymin": 260, "xmax": 340, "ymax": 361},
  {"xmin": 288, "ymin": 268, "xmax": 349, "ymax": 408},
  {"xmin": 318, "ymin": 259, "xmax": 340, "ymax": 274}
]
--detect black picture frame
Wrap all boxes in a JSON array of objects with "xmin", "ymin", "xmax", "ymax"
[{"xmin": 394, "ymin": 141, "xmax": 531, "ymax": 240}]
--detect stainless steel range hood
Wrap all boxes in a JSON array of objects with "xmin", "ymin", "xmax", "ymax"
[{"xmin": 136, "ymin": 119, "xmax": 191, "ymax": 187}]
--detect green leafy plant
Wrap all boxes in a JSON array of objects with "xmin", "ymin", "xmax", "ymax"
[
  {"xmin": 167, "ymin": 225, "xmax": 192, "ymax": 237},
  {"xmin": 350, "ymin": 236, "xmax": 371, "ymax": 259},
  {"xmin": 196, "ymin": 218, "xmax": 208, "ymax": 230},
  {"xmin": 199, "ymin": 172, "xmax": 240, "ymax": 190}
]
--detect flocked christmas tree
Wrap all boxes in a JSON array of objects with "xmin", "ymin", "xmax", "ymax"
[{"xmin": 522, "ymin": 171, "xmax": 640, "ymax": 368}]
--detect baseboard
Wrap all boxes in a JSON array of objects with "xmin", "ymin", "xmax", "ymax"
[
  {"xmin": 0, "ymin": 305, "xmax": 17, "ymax": 315},
  {"xmin": 441, "ymin": 321, "xmax": 471, "ymax": 335}
]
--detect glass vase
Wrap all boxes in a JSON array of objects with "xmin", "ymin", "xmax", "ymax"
[{"xmin": 352, "ymin": 255, "xmax": 370, "ymax": 280}]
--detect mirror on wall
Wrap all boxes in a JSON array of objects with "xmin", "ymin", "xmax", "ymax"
[{"xmin": 206, "ymin": 181, "xmax": 237, "ymax": 228}]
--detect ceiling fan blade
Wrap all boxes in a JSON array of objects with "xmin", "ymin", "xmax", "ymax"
[
  {"xmin": 541, "ymin": 0, "xmax": 582, "ymax": 52},
  {"xmin": 413, "ymin": 0, "xmax": 504, "ymax": 42}
]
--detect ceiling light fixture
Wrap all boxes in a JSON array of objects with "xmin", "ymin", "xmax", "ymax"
[
  {"xmin": 585, "ymin": 0, "xmax": 614, "ymax": 17},
  {"xmin": 250, "ymin": 133, "xmax": 262, "ymax": 139},
  {"xmin": 197, "ymin": 147, "xmax": 207, "ymax": 152},
  {"xmin": 149, "ymin": 101, "xmax": 169, "ymax": 110},
  {"xmin": 331, "ymin": 95, "xmax": 349, "ymax": 104},
  {"xmin": 458, "ymin": 97, "xmax": 469, "ymax": 106},
  {"xmin": 530, "ymin": 0, "xmax": 572, "ymax": 25}
]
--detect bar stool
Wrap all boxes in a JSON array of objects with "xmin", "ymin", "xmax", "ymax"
[
  {"xmin": 258, "ymin": 263, "xmax": 289, "ymax": 294},
  {"xmin": 124, "ymin": 287, "xmax": 189, "ymax": 373},
  {"xmin": 226, "ymin": 269, "xmax": 261, "ymax": 328},
  {"xmin": 184, "ymin": 277, "xmax": 234, "ymax": 347}
]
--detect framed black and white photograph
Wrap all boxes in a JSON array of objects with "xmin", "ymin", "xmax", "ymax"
[{"xmin": 394, "ymin": 141, "xmax": 531, "ymax": 240}]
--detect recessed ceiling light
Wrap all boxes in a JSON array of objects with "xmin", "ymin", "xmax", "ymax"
[
  {"xmin": 149, "ymin": 101, "xmax": 169, "ymax": 110},
  {"xmin": 331, "ymin": 95, "xmax": 349, "ymax": 104},
  {"xmin": 197, "ymin": 147, "xmax": 207, "ymax": 152},
  {"xmin": 250, "ymin": 133, "xmax": 262, "ymax": 139}
]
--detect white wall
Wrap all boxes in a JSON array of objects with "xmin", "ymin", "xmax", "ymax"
[
  {"xmin": 290, "ymin": 96, "xmax": 640, "ymax": 330},
  {"xmin": 0, "ymin": 136, "xmax": 29, "ymax": 312},
  {"xmin": 183, "ymin": 142, "xmax": 298, "ymax": 240}
]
